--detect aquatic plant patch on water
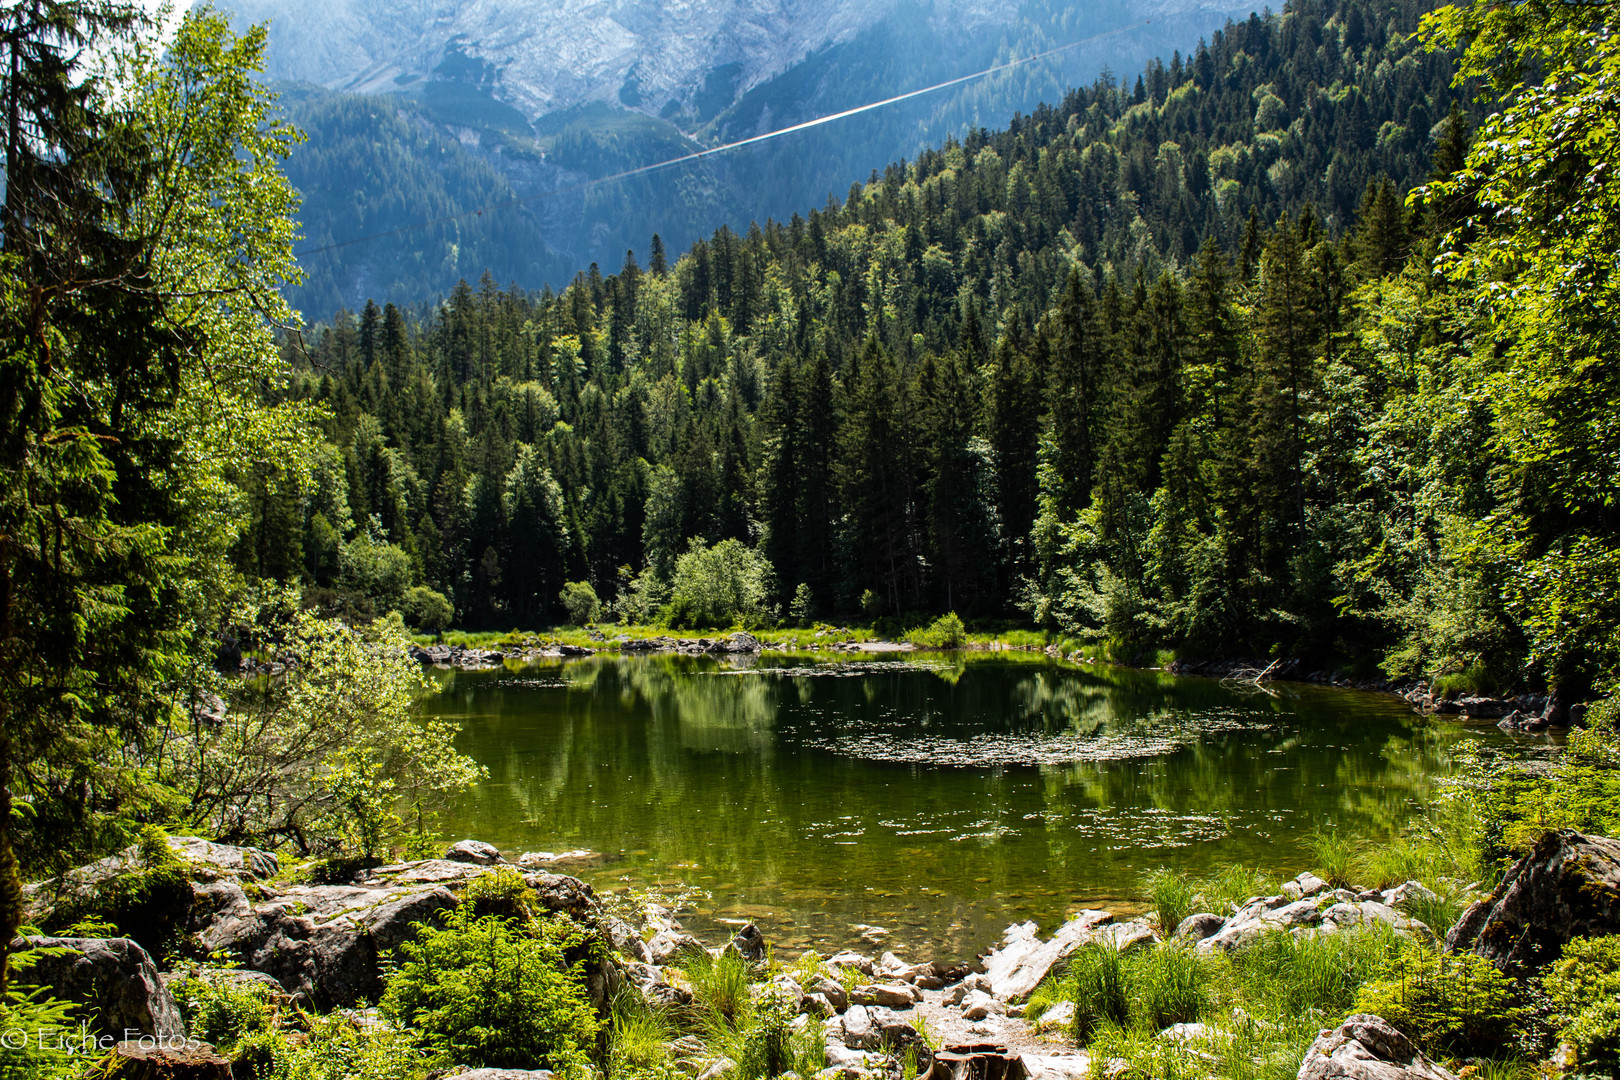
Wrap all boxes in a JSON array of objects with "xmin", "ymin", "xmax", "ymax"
[{"xmin": 799, "ymin": 713, "xmax": 1277, "ymax": 767}]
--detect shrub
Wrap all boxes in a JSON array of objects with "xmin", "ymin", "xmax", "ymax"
[
  {"xmin": 400, "ymin": 586, "xmax": 454, "ymax": 633},
  {"xmin": 1542, "ymin": 935, "xmax": 1620, "ymax": 1075},
  {"xmin": 612, "ymin": 565, "xmax": 668, "ymax": 626},
  {"xmin": 0, "ymin": 948, "xmax": 81, "ymax": 1080},
  {"xmin": 559, "ymin": 580, "xmax": 601, "ymax": 625},
  {"xmin": 463, "ymin": 867, "xmax": 543, "ymax": 923},
  {"xmin": 666, "ymin": 538, "xmax": 774, "ymax": 629},
  {"xmin": 379, "ymin": 906, "xmax": 599, "ymax": 1071},
  {"xmin": 788, "ymin": 583, "xmax": 816, "ymax": 627},
  {"xmin": 1352, "ymin": 951, "xmax": 1524, "ymax": 1059},
  {"xmin": 737, "ymin": 990, "xmax": 797, "ymax": 1079},
  {"xmin": 171, "ymin": 970, "xmax": 279, "ymax": 1054},
  {"xmin": 906, "ymin": 612, "xmax": 967, "ymax": 649}
]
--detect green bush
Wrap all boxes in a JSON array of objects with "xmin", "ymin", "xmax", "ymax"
[
  {"xmin": 737, "ymin": 991, "xmax": 798, "ymax": 1079},
  {"xmin": 171, "ymin": 971, "xmax": 279, "ymax": 1055},
  {"xmin": 1500, "ymin": 700, "xmax": 1620, "ymax": 848},
  {"xmin": 379, "ymin": 906, "xmax": 600, "ymax": 1071},
  {"xmin": 559, "ymin": 580, "xmax": 601, "ymax": 625},
  {"xmin": 462, "ymin": 866, "xmax": 542, "ymax": 923},
  {"xmin": 401, "ymin": 586, "xmax": 455, "ymax": 633},
  {"xmin": 906, "ymin": 612, "xmax": 967, "ymax": 649},
  {"xmin": 787, "ymin": 583, "xmax": 816, "ymax": 627},
  {"xmin": 665, "ymin": 539, "xmax": 774, "ymax": 629},
  {"xmin": 1352, "ymin": 951, "xmax": 1523, "ymax": 1059},
  {"xmin": 1542, "ymin": 935, "xmax": 1620, "ymax": 1075},
  {"xmin": 0, "ymin": 948, "xmax": 81, "ymax": 1080}
]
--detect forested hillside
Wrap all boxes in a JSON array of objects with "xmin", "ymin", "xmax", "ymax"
[
  {"xmin": 238, "ymin": 0, "xmax": 1612, "ymax": 696},
  {"xmin": 274, "ymin": 0, "xmax": 1250, "ymax": 314}
]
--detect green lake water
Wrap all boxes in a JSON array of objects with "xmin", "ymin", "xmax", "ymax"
[{"xmin": 425, "ymin": 653, "xmax": 1503, "ymax": 960}]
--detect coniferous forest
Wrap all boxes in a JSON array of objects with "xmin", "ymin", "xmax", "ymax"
[
  {"xmin": 246, "ymin": 0, "xmax": 1598, "ymax": 695},
  {"xmin": 7, "ymin": 0, "xmax": 1620, "ymax": 1077}
]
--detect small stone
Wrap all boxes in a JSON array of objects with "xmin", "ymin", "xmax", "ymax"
[
  {"xmin": 827, "ymin": 950, "xmax": 874, "ymax": 976},
  {"xmin": 1282, "ymin": 872, "xmax": 1330, "ymax": 900},
  {"xmin": 806, "ymin": 974, "xmax": 848, "ymax": 1011},
  {"xmin": 697, "ymin": 1056, "xmax": 737, "ymax": 1080},
  {"xmin": 961, "ymin": 988, "xmax": 1006, "ymax": 1020},
  {"xmin": 1037, "ymin": 1001, "xmax": 1076, "ymax": 1030}
]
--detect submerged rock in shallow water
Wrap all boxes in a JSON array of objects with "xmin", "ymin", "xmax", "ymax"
[{"xmin": 444, "ymin": 839, "xmax": 504, "ymax": 864}]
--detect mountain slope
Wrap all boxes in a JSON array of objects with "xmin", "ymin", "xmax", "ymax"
[
  {"xmin": 247, "ymin": 0, "xmax": 1474, "ymax": 666},
  {"xmin": 230, "ymin": 0, "xmax": 1254, "ymax": 313}
]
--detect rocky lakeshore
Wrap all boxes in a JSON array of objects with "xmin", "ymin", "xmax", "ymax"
[{"xmin": 17, "ymin": 830, "xmax": 1620, "ymax": 1080}]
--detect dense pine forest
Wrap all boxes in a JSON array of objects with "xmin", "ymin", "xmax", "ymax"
[{"xmin": 248, "ymin": 0, "xmax": 1552, "ymax": 689}]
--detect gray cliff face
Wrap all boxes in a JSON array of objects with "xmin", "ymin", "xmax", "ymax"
[{"xmin": 218, "ymin": 0, "xmax": 1007, "ymax": 119}]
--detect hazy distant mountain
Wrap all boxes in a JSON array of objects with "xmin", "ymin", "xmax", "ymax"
[
  {"xmin": 221, "ymin": 0, "xmax": 1254, "ymax": 313},
  {"xmin": 223, "ymin": 0, "xmax": 973, "ymax": 118}
]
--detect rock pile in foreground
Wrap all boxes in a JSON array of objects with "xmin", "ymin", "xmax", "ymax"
[{"xmin": 30, "ymin": 832, "xmax": 1618, "ymax": 1080}]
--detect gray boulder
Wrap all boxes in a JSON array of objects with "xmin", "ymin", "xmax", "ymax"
[
  {"xmin": 647, "ymin": 928, "xmax": 705, "ymax": 965},
  {"xmin": 840, "ymin": 1004, "xmax": 877, "ymax": 1049},
  {"xmin": 1447, "ymin": 830, "xmax": 1620, "ymax": 975},
  {"xmin": 1283, "ymin": 872, "xmax": 1330, "ymax": 900},
  {"xmin": 982, "ymin": 909, "xmax": 1114, "ymax": 999},
  {"xmin": 13, "ymin": 937, "xmax": 183, "ymax": 1038},
  {"xmin": 526, "ymin": 872, "xmax": 599, "ymax": 918},
  {"xmin": 606, "ymin": 916, "xmax": 651, "ymax": 963},
  {"xmin": 444, "ymin": 840, "xmax": 505, "ymax": 864},
  {"xmin": 202, "ymin": 884, "xmax": 458, "ymax": 1007},
  {"xmin": 456, "ymin": 1071, "xmax": 556, "ymax": 1080},
  {"xmin": 1296, "ymin": 1014, "xmax": 1457, "ymax": 1080}
]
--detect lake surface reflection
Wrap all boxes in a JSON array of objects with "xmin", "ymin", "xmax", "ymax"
[{"xmin": 427, "ymin": 654, "xmax": 1497, "ymax": 959}]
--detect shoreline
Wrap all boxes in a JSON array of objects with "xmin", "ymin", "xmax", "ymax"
[{"xmin": 405, "ymin": 631, "xmax": 1579, "ymax": 735}]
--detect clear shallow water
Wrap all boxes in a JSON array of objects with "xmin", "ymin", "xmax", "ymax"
[{"xmin": 426, "ymin": 654, "xmax": 1501, "ymax": 960}]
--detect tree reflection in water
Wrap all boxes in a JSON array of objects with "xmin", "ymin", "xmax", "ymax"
[{"xmin": 428, "ymin": 655, "xmax": 1501, "ymax": 960}]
